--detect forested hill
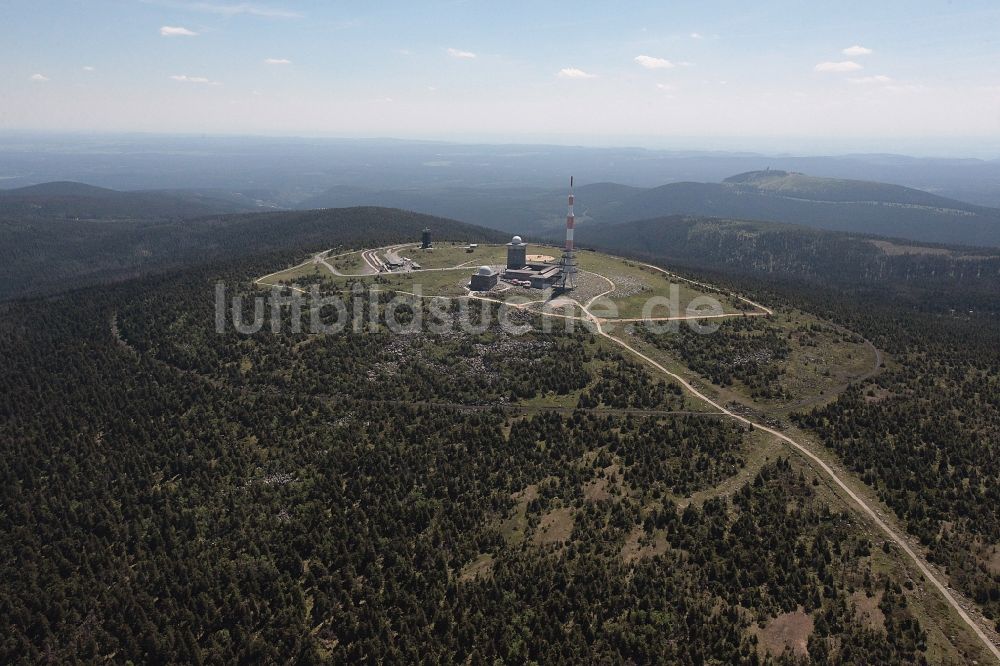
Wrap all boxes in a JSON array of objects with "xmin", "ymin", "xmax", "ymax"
[
  {"xmin": 721, "ymin": 170, "xmax": 966, "ymax": 206},
  {"xmin": 580, "ymin": 215, "xmax": 1000, "ymax": 313},
  {"xmin": 585, "ymin": 174, "xmax": 1000, "ymax": 248},
  {"xmin": 2, "ymin": 222, "xmax": 960, "ymax": 663},
  {"xmin": 0, "ymin": 206, "xmax": 506, "ymax": 301},
  {"xmin": 0, "ymin": 181, "xmax": 261, "ymax": 220},
  {"xmin": 297, "ymin": 171, "xmax": 1000, "ymax": 248}
]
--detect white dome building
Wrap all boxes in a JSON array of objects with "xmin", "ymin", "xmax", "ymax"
[{"xmin": 470, "ymin": 264, "xmax": 499, "ymax": 292}]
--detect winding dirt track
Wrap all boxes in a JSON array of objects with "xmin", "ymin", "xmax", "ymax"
[
  {"xmin": 255, "ymin": 247, "xmax": 999, "ymax": 661},
  {"xmin": 584, "ymin": 263, "xmax": 1000, "ymax": 663}
]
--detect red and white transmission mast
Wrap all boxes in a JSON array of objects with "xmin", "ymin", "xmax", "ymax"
[{"xmin": 558, "ymin": 176, "xmax": 578, "ymax": 290}]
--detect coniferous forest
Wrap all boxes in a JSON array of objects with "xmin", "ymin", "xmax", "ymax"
[
  {"xmin": 6, "ymin": 2, "xmax": 1000, "ymax": 662},
  {"xmin": 1, "ymin": 208, "xmax": 997, "ymax": 663}
]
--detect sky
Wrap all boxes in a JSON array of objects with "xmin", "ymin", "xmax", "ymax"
[{"xmin": 2, "ymin": 0, "xmax": 1000, "ymax": 154}]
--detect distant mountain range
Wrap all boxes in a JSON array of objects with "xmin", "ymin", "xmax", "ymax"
[
  {"xmin": 302, "ymin": 170, "xmax": 1000, "ymax": 248},
  {"xmin": 4, "ymin": 135, "xmax": 1000, "ymax": 206},
  {"xmin": 0, "ymin": 181, "xmax": 264, "ymax": 220},
  {"xmin": 3, "ymin": 172, "xmax": 1000, "ymax": 300}
]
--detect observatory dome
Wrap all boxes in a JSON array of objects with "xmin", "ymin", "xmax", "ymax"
[
  {"xmin": 511, "ymin": 235, "xmax": 523, "ymax": 244},
  {"xmin": 478, "ymin": 265, "xmax": 493, "ymax": 276}
]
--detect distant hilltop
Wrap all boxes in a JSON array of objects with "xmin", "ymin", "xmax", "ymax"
[
  {"xmin": 719, "ymin": 169, "xmax": 952, "ymax": 206},
  {"xmin": 723, "ymin": 169, "xmax": 797, "ymax": 182}
]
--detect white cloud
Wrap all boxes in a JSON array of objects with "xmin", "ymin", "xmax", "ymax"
[
  {"xmin": 843, "ymin": 45, "xmax": 873, "ymax": 56},
  {"xmin": 160, "ymin": 26, "xmax": 198, "ymax": 36},
  {"xmin": 848, "ymin": 75, "xmax": 892, "ymax": 84},
  {"xmin": 558, "ymin": 67, "xmax": 596, "ymax": 79},
  {"xmin": 264, "ymin": 58, "xmax": 291, "ymax": 65},
  {"xmin": 29, "ymin": 73, "xmax": 49, "ymax": 82},
  {"xmin": 143, "ymin": 1, "xmax": 301, "ymax": 18},
  {"xmin": 82, "ymin": 66, "xmax": 95, "ymax": 72},
  {"xmin": 446, "ymin": 48, "xmax": 476, "ymax": 59},
  {"xmin": 656, "ymin": 83, "xmax": 674, "ymax": 91},
  {"xmin": 814, "ymin": 60, "xmax": 862, "ymax": 72},
  {"xmin": 170, "ymin": 74, "xmax": 220, "ymax": 85},
  {"xmin": 634, "ymin": 55, "xmax": 675, "ymax": 69},
  {"xmin": 690, "ymin": 32, "xmax": 703, "ymax": 39}
]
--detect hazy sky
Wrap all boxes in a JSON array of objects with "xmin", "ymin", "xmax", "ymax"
[{"xmin": 3, "ymin": 1, "xmax": 1000, "ymax": 152}]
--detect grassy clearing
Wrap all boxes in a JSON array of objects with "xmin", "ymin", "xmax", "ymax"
[
  {"xmin": 751, "ymin": 608, "xmax": 813, "ymax": 659},
  {"xmin": 603, "ymin": 283, "xmax": 743, "ymax": 320},
  {"xmin": 620, "ymin": 526, "xmax": 669, "ymax": 564},
  {"xmin": 458, "ymin": 553, "xmax": 494, "ymax": 582},
  {"xmin": 532, "ymin": 507, "xmax": 575, "ymax": 545},
  {"xmin": 260, "ymin": 244, "xmax": 746, "ymax": 324},
  {"xmin": 260, "ymin": 260, "xmax": 325, "ymax": 286},
  {"xmin": 851, "ymin": 590, "xmax": 886, "ymax": 633},
  {"xmin": 987, "ymin": 545, "xmax": 1000, "ymax": 576},
  {"xmin": 407, "ymin": 242, "xmax": 509, "ymax": 269},
  {"xmin": 616, "ymin": 307, "xmax": 875, "ymax": 412},
  {"xmin": 367, "ymin": 269, "xmax": 474, "ymax": 297},
  {"xmin": 500, "ymin": 484, "xmax": 539, "ymax": 546},
  {"xmin": 524, "ymin": 298, "xmax": 586, "ymax": 321},
  {"xmin": 325, "ymin": 250, "xmax": 370, "ymax": 274},
  {"xmin": 576, "ymin": 250, "xmax": 745, "ymax": 318},
  {"xmin": 765, "ymin": 309, "xmax": 875, "ymax": 408}
]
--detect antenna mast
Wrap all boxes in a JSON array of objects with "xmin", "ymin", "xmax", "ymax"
[{"xmin": 558, "ymin": 176, "xmax": 578, "ymax": 290}]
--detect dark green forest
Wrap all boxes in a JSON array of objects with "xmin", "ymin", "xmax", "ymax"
[
  {"xmin": 0, "ymin": 206, "xmax": 504, "ymax": 301},
  {"xmin": 788, "ymin": 304, "xmax": 1000, "ymax": 627},
  {"xmin": 586, "ymin": 219, "xmax": 1000, "ymax": 637},
  {"xmin": 0, "ymin": 208, "xmax": 961, "ymax": 663},
  {"xmin": 597, "ymin": 227, "xmax": 1000, "ymax": 638},
  {"xmin": 0, "ymin": 281, "xmax": 928, "ymax": 661},
  {"xmin": 584, "ymin": 215, "xmax": 1000, "ymax": 315}
]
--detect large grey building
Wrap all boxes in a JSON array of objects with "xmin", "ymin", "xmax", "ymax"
[{"xmin": 502, "ymin": 235, "xmax": 562, "ymax": 288}]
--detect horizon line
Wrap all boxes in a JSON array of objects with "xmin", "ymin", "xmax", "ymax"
[{"xmin": 1, "ymin": 129, "xmax": 998, "ymax": 161}]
